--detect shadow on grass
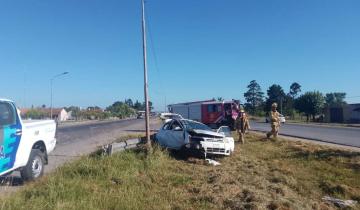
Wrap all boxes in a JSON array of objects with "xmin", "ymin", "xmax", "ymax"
[
  {"xmin": 168, "ymin": 148, "xmax": 204, "ymax": 162},
  {"xmin": 0, "ymin": 176, "xmax": 24, "ymax": 187}
]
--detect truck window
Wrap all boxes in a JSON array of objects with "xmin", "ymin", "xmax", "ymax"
[
  {"xmin": 0, "ymin": 102, "xmax": 16, "ymax": 127},
  {"xmin": 207, "ymin": 104, "xmax": 221, "ymax": 113}
]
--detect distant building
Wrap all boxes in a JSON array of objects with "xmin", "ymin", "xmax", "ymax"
[
  {"xmin": 51, "ymin": 108, "xmax": 69, "ymax": 121},
  {"xmin": 324, "ymin": 103, "xmax": 360, "ymax": 123}
]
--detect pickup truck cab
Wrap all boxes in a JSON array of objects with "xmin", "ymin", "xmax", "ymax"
[{"xmin": 0, "ymin": 99, "xmax": 56, "ymax": 181}]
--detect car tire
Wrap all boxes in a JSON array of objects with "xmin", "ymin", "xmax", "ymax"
[{"xmin": 20, "ymin": 149, "xmax": 45, "ymax": 181}]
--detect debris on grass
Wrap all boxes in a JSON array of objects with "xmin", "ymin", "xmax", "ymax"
[
  {"xmin": 206, "ymin": 159, "xmax": 221, "ymax": 166},
  {"xmin": 322, "ymin": 196, "xmax": 358, "ymax": 208}
]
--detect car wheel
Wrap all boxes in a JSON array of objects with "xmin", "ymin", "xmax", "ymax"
[{"xmin": 20, "ymin": 149, "xmax": 45, "ymax": 181}]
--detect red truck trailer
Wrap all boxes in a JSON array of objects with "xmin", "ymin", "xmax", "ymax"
[{"xmin": 168, "ymin": 100, "xmax": 241, "ymax": 129}]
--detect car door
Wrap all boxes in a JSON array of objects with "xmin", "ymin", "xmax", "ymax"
[
  {"xmin": 166, "ymin": 120, "xmax": 185, "ymax": 150},
  {"xmin": 156, "ymin": 121, "xmax": 172, "ymax": 147},
  {"xmin": 0, "ymin": 101, "xmax": 22, "ymax": 175}
]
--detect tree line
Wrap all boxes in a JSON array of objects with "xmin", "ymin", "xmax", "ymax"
[
  {"xmin": 66, "ymin": 99, "xmax": 153, "ymax": 120},
  {"xmin": 24, "ymin": 99, "xmax": 153, "ymax": 121},
  {"xmin": 243, "ymin": 80, "xmax": 346, "ymax": 122}
]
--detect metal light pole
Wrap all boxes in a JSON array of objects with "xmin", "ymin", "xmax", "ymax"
[
  {"xmin": 141, "ymin": 0, "xmax": 151, "ymax": 149},
  {"xmin": 50, "ymin": 72, "xmax": 69, "ymax": 119}
]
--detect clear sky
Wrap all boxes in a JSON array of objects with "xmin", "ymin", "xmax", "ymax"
[{"xmin": 0, "ymin": 0, "xmax": 359, "ymax": 110}]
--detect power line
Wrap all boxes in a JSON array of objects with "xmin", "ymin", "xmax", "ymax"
[
  {"xmin": 144, "ymin": 2, "xmax": 167, "ymax": 105},
  {"xmin": 145, "ymin": 11, "xmax": 160, "ymax": 74}
]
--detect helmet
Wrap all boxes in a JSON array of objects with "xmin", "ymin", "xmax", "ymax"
[{"xmin": 271, "ymin": 103, "xmax": 278, "ymax": 108}]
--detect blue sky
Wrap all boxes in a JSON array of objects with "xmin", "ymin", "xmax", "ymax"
[{"xmin": 0, "ymin": 0, "xmax": 359, "ymax": 110}]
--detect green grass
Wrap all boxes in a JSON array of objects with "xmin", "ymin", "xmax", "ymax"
[{"xmin": 1, "ymin": 133, "xmax": 359, "ymax": 210}]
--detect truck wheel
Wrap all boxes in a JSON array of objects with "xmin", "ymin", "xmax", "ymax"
[{"xmin": 20, "ymin": 149, "xmax": 45, "ymax": 181}]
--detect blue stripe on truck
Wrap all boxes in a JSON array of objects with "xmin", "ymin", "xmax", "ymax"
[{"xmin": 0, "ymin": 117, "xmax": 22, "ymax": 173}]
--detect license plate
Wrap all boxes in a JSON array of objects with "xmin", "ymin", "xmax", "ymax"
[{"xmin": 212, "ymin": 143, "xmax": 221, "ymax": 148}]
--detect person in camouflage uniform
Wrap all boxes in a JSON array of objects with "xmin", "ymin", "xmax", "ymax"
[
  {"xmin": 266, "ymin": 102, "xmax": 280, "ymax": 139},
  {"xmin": 235, "ymin": 108, "xmax": 248, "ymax": 144},
  {"xmin": 244, "ymin": 112, "xmax": 250, "ymax": 133}
]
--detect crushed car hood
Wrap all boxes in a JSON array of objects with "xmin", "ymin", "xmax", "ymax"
[{"xmin": 191, "ymin": 129, "xmax": 225, "ymax": 138}]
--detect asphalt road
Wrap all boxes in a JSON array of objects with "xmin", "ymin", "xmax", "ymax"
[
  {"xmin": 250, "ymin": 121, "xmax": 360, "ymax": 148},
  {"xmin": 50, "ymin": 118, "xmax": 160, "ymax": 171},
  {"xmin": 0, "ymin": 118, "xmax": 160, "ymax": 193}
]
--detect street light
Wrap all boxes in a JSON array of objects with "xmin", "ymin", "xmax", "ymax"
[{"xmin": 50, "ymin": 72, "xmax": 69, "ymax": 119}]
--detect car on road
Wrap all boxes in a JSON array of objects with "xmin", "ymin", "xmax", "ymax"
[
  {"xmin": 159, "ymin": 112, "xmax": 183, "ymax": 123},
  {"xmin": 0, "ymin": 99, "xmax": 57, "ymax": 181},
  {"xmin": 137, "ymin": 111, "xmax": 145, "ymax": 119},
  {"xmin": 155, "ymin": 119, "xmax": 234, "ymax": 157},
  {"xmin": 266, "ymin": 114, "xmax": 286, "ymax": 124}
]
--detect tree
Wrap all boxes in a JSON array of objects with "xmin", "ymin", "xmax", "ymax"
[
  {"xmin": 24, "ymin": 109, "xmax": 47, "ymax": 119},
  {"xmin": 65, "ymin": 106, "xmax": 81, "ymax": 120},
  {"xmin": 133, "ymin": 100, "xmax": 142, "ymax": 110},
  {"xmin": 142, "ymin": 101, "xmax": 154, "ymax": 111},
  {"xmin": 106, "ymin": 101, "xmax": 136, "ymax": 119},
  {"xmin": 124, "ymin": 99, "xmax": 134, "ymax": 107},
  {"xmin": 243, "ymin": 80, "xmax": 264, "ymax": 115},
  {"xmin": 265, "ymin": 84, "xmax": 286, "ymax": 112},
  {"xmin": 217, "ymin": 97, "xmax": 224, "ymax": 101},
  {"xmin": 285, "ymin": 82, "xmax": 302, "ymax": 118},
  {"xmin": 295, "ymin": 91, "xmax": 325, "ymax": 121},
  {"xmin": 325, "ymin": 92, "xmax": 346, "ymax": 106},
  {"xmin": 289, "ymin": 82, "xmax": 301, "ymax": 99}
]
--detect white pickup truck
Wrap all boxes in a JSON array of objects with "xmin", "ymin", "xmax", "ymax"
[{"xmin": 0, "ymin": 99, "xmax": 57, "ymax": 181}]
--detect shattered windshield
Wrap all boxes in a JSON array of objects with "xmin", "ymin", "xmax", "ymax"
[{"xmin": 181, "ymin": 120, "xmax": 212, "ymax": 131}]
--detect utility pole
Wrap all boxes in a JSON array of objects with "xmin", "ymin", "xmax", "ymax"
[
  {"xmin": 50, "ymin": 72, "xmax": 69, "ymax": 119},
  {"xmin": 141, "ymin": 0, "xmax": 151, "ymax": 150}
]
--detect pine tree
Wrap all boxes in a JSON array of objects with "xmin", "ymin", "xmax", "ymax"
[{"xmin": 244, "ymin": 80, "xmax": 264, "ymax": 114}]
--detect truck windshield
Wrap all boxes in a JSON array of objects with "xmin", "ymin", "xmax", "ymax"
[{"xmin": 181, "ymin": 120, "xmax": 212, "ymax": 131}]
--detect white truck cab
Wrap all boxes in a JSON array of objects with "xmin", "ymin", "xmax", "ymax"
[{"xmin": 0, "ymin": 99, "xmax": 57, "ymax": 181}]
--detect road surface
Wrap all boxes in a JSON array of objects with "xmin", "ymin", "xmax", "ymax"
[
  {"xmin": 251, "ymin": 121, "xmax": 360, "ymax": 148},
  {"xmin": 0, "ymin": 118, "xmax": 161, "ymax": 193}
]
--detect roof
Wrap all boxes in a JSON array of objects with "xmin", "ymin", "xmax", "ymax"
[
  {"xmin": 168, "ymin": 99, "xmax": 216, "ymax": 106},
  {"xmin": 0, "ymin": 98, "xmax": 14, "ymax": 103},
  {"xmin": 202, "ymin": 100, "xmax": 235, "ymax": 105}
]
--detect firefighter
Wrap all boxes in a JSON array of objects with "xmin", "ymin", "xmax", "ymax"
[
  {"xmin": 243, "ymin": 111, "xmax": 250, "ymax": 133},
  {"xmin": 235, "ymin": 108, "xmax": 247, "ymax": 144},
  {"xmin": 266, "ymin": 103, "xmax": 280, "ymax": 139}
]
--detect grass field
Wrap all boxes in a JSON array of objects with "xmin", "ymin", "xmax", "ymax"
[{"xmin": 0, "ymin": 133, "xmax": 359, "ymax": 210}]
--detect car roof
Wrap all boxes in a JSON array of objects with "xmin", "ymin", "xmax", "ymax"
[
  {"xmin": 162, "ymin": 112, "xmax": 180, "ymax": 116},
  {"xmin": 0, "ymin": 98, "xmax": 13, "ymax": 103},
  {"xmin": 179, "ymin": 119, "xmax": 205, "ymax": 125}
]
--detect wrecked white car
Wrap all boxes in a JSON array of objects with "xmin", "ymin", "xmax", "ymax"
[{"xmin": 155, "ymin": 119, "xmax": 234, "ymax": 156}]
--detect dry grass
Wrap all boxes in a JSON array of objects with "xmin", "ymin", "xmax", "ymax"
[{"xmin": 0, "ymin": 133, "xmax": 359, "ymax": 210}]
